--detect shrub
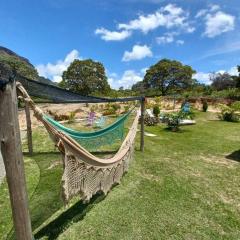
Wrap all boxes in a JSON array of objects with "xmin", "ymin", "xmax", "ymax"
[
  {"xmin": 111, "ymin": 103, "xmax": 121, "ymax": 112},
  {"xmin": 202, "ymin": 100, "xmax": 208, "ymax": 112},
  {"xmin": 102, "ymin": 108, "xmax": 115, "ymax": 116},
  {"xmin": 68, "ymin": 111, "xmax": 76, "ymax": 123},
  {"xmin": 154, "ymin": 96, "xmax": 162, "ymax": 105},
  {"xmin": 123, "ymin": 105, "xmax": 130, "ymax": 113},
  {"xmin": 218, "ymin": 102, "xmax": 240, "ymax": 122},
  {"xmin": 140, "ymin": 116, "xmax": 159, "ymax": 126},
  {"xmin": 153, "ymin": 105, "xmax": 160, "ymax": 117},
  {"xmin": 166, "ymin": 113, "xmax": 181, "ymax": 131}
]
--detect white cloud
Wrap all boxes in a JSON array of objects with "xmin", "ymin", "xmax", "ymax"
[
  {"xmin": 210, "ymin": 4, "xmax": 220, "ymax": 12},
  {"xmin": 193, "ymin": 66, "xmax": 239, "ymax": 85},
  {"xmin": 156, "ymin": 33, "xmax": 175, "ymax": 44},
  {"xmin": 196, "ymin": 5, "xmax": 235, "ymax": 38},
  {"xmin": 122, "ymin": 44, "xmax": 152, "ymax": 62},
  {"xmin": 195, "ymin": 9, "xmax": 208, "ymax": 18},
  {"xmin": 195, "ymin": 5, "xmax": 220, "ymax": 18},
  {"xmin": 95, "ymin": 28, "xmax": 132, "ymax": 41},
  {"xmin": 176, "ymin": 40, "xmax": 184, "ymax": 45},
  {"xmin": 204, "ymin": 11, "xmax": 235, "ymax": 38},
  {"xmin": 95, "ymin": 3, "xmax": 194, "ymax": 42},
  {"xmin": 108, "ymin": 70, "xmax": 143, "ymax": 89},
  {"xmin": 194, "ymin": 72, "xmax": 211, "ymax": 85},
  {"xmin": 156, "ymin": 32, "xmax": 184, "ymax": 45},
  {"xmin": 217, "ymin": 66, "xmax": 238, "ymax": 76},
  {"xmin": 228, "ymin": 66, "xmax": 238, "ymax": 76},
  {"xmin": 118, "ymin": 4, "xmax": 193, "ymax": 34},
  {"xmin": 36, "ymin": 49, "xmax": 80, "ymax": 82}
]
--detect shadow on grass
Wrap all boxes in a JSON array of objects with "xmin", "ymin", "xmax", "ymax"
[
  {"xmin": 163, "ymin": 127, "xmax": 190, "ymax": 133},
  {"xmin": 226, "ymin": 150, "xmax": 240, "ymax": 162},
  {"xmin": 34, "ymin": 193, "xmax": 105, "ymax": 240}
]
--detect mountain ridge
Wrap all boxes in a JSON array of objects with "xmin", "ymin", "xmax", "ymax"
[{"xmin": 0, "ymin": 46, "xmax": 55, "ymax": 85}]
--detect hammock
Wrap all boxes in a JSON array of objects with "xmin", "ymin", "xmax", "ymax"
[
  {"xmin": 16, "ymin": 82, "xmax": 140, "ymax": 203},
  {"xmin": 43, "ymin": 109, "xmax": 133, "ymax": 152}
]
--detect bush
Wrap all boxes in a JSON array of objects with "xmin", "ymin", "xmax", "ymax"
[
  {"xmin": 68, "ymin": 111, "xmax": 76, "ymax": 123},
  {"xmin": 111, "ymin": 103, "xmax": 121, "ymax": 112},
  {"xmin": 142, "ymin": 116, "xmax": 159, "ymax": 126},
  {"xmin": 123, "ymin": 105, "xmax": 130, "ymax": 113},
  {"xmin": 202, "ymin": 100, "xmax": 208, "ymax": 112},
  {"xmin": 154, "ymin": 96, "xmax": 162, "ymax": 105},
  {"xmin": 166, "ymin": 113, "xmax": 181, "ymax": 131},
  {"xmin": 218, "ymin": 102, "xmax": 240, "ymax": 122},
  {"xmin": 153, "ymin": 105, "xmax": 160, "ymax": 117},
  {"xmin": 102, "ymin": 108, "xmax": 116, "ymax": 116}
]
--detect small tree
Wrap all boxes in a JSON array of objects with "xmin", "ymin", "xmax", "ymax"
[
  {"xmin": 153, "ymin": 105, "xmax": 160, "ymax": 117},
  {"xmin": 202, "ymin": 100, "xmax": 208, "ymax": 112}
]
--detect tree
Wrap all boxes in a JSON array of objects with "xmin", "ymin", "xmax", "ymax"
[
  {"xmin": 131, "ymin": 81, "xmax": 145, "ymax": 93},
  {"xmin": 0, "ymin": 54, "xmax": 38, "ymax": 80},
  {"xmin": 210, "ymin": 72, "xmax": 235, "ymax": 91},
  {"xmin": 59, "ymin": 59, "xmax": 111, "ymax": 96},
  {"xmin": 142, "ymin": 59, "xmax": 196, "ymax": 96},
  {"xmin": 233, "ymin": 65, "xmax": 240, "ymax": 88}
]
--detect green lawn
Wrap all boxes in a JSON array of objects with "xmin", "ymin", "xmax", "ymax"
[{"xmin": 1, "ymin": 111, "xmax": 240, "ymax": 239}]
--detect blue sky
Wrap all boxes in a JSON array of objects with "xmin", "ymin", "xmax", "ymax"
[{"xmin": 1, "ymin": 0, "xmax": 240, "ymax": 89}]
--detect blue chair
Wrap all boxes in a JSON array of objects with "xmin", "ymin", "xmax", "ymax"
[
  {"xmin": 95, "ymin": 116, "xmax": 107, "ymax": 128},
  {"xmin": 182, "ymin": 102, "xmax": 190, "ymax": 113}
]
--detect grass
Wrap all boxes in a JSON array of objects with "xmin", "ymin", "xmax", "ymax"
[{"xmin": 1, "ymin": 111, "xmax": 240, "ymax": 239}]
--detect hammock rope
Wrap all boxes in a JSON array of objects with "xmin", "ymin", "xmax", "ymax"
[{"xmin": 16, "ymin": 82, "xmax": 140, "ymax": 203}]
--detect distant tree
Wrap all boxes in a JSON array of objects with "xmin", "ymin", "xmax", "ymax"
[
  {"xmin": 210, "ymin": 72, "xmax": 235, "ymax": 91},
  {"xmin": 131, "ymin": 81, "xmax": 145, "ymax": 93},
  {"xmin": 142, "ymin": 59, "xmax": 196, "ymax": 96},
  {"xmin": 233, "ymin": 65, "xmax": 240, "ymax": 88},
  {"xmin": 119, "ymin": 86, "xmax": 124, "ymax": 91},
  {"xmin": 59, "ymin": 59, "xmax": 111, "ymax": 96}
]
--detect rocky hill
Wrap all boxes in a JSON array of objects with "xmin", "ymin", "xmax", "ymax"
[{"xmin": 0, "ymin": 46, "xmax": 55, "ymax": 85}]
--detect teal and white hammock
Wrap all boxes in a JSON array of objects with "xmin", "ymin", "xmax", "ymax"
[{"xmin": 43, "ymin": 110, "xmax": 133, "ymax": 152}]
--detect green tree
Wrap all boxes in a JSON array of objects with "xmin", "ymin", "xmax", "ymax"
[
  {"xmin": 210, "ymin": 72, "xmax": 235, "ymax": 90},
  {"xmin": 233, "ymin": 65, "xmax": 240, "ymax": 88},
  {"xmin": 142, "ymin": 59, "xmax": 196, "ymax": 96},
  {"xmin": 131, "ymin": 81, "xmax": 145, "ymax": 93},
  {"xmin": 60, "ymin": 59, "xmax": 111, "ymax": 96},
  {"xmin": 0, "ymin": 54, "xmax": 38, "ymax": 80}
]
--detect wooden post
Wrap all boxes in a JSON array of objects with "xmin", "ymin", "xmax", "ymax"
[
  {"xmin": 140, "ymin": 97, "xmax": 145, "ymax": 152},
  {"xmin": 0, "ymin": 79, "xmax": 33, "ymax": 240},
  {"xmin": 25, "ymin": 102, "xmax": 33, "ymax": 155}
]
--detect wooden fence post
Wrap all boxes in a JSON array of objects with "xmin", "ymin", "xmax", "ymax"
[
  {"xmin": 0, "ymin": 77, "xmax": 33, "ymax": 240},
  {"xmin": 140, "ymin": 97, "xmax": 145, "ymax": 152},
  {"xmin": 25, "ymin": 102, "xmax": 33, "ymax": 155}
]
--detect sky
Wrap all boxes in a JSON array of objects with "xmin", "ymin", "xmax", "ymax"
[{"xmin": 1, "ymin": 0, "xmax": 240, "ymax": 89}]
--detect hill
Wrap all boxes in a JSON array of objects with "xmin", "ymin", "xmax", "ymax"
[{"xmin": 0, "ymin": 46, "xmax": 55, "ymax": 85}]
